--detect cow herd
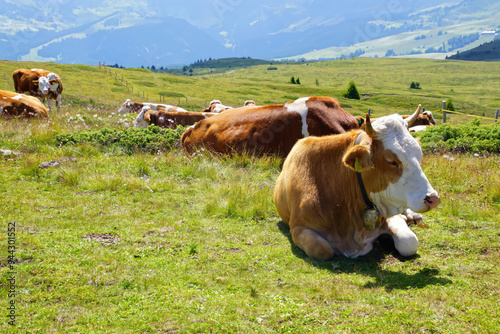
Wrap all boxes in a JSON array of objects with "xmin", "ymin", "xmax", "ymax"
[{"xmin": 1, "ymin": 66, "xmax": 440, "ymax": 259}]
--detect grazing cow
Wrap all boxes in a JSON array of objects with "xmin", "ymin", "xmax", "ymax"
[
  {"xmin": 13, "ymin": 68, "xmax": 63, "ymax": 113},
  {"xmin": 134, "ymin": 106, "xmax": 216, "ymax": 129},
  {"xmin": 0, "ymin": 90, "xmax": 48, "ymax": 119},
  {"xmin": 274, "ymin": 105, "xmax": 440, "ymax": 259},
  {"xmin": 201, "ymin": 99, "xmax": 233, "ymax": 113},
  {"xmin": 181, "ymin": 96, "xmax": 360, "ymax": 159}
]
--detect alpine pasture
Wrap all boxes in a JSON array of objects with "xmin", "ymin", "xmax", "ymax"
[{"xmin": 1, "ymin": 58, "xmax": 499, "ymax": 333}]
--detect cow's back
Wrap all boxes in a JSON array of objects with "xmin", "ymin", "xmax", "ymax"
[
  {"xmin": 182, "ymin": 96, "xmax": 359, "ymax": 158},
  {"xmin": 181, "ymin": 104, "xmax": 303, "ymax": 157},
  {"xmin": 12, "ymin": 69, "xmax": 35, "ymax": 93},
  {"xmin": 0, "ymin": 90, "xmax": 48, "ymax": 118}
]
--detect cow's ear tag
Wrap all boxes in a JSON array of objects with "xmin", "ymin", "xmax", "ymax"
[
  {"xmin": 363, "ymin": 206, "xmax": 380, "ymax": 229},
  {"xmin": 355, "ymin": 158, "xmax": 363, "ymax": 172}
]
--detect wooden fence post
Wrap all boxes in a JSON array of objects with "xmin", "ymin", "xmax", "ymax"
[
  {"xmin": 496, "ymin": 109, "xmax": 499, "ymax": 123},
  {"xmin": 442, "ymin": 101, "xmax": 447, "ymax": 123}
]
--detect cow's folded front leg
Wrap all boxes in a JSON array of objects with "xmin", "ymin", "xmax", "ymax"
[
  {"xmin": 386, "ymin": 214, "xmax": 419, "ymax": 257},
  {"xmin": 291, "ymin": 225, "xmax": 334, "ymax": 260},
  {"xmin": 401, "ymin": 209, "xmax": 423, "ymax": 225}
]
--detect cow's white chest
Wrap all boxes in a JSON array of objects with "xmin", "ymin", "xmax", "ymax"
[{"xmin": 285, "ymin": 97, "xmax": 310, "ymax": 137}]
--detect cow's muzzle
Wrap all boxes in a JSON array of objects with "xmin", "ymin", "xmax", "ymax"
[{"xmin": 424, "ymin": 194, "xmax": 440, "ymax": 210}]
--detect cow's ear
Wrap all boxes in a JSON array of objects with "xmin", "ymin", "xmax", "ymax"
[
  {"xmin": 343, "ymin": 143, "xmax": 373, "ymax": 172},
  {"xmin": 32, "ymin": 80, "xmax": 39, "ymax": 86}
]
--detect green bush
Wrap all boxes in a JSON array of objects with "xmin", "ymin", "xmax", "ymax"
[
  {"xmin": 446, "ymin": 99, "xmax": 456, "ymax": 111},
  {"xmin": 55, "ymin": 126, "xmax": 186, "ymax": 154},
  {"xmin": 414, "ymin": 119, "xmax": 500, "ymax": 154},
  {"xmin": 343, "ymin": 80, "xmax": 361, "ymax": 99}
]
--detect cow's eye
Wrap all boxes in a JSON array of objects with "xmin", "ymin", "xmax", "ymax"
[{"xmin": 390, "ymin": 161, "xmax": 399, "ymax": 168}]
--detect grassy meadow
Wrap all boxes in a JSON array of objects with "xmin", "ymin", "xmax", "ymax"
[{"xmin": 0, "ymin": 58, "xmax": 499, "ymax": 333}]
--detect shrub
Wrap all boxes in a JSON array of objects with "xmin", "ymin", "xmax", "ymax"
[
  {"xmin": 343, "ymin": 80, "xmax": 361, "ymax": 100},
  {"xmin": 55, "ymin": 126, "xmax": 186, "ymax": 154},
  {"xmin": 414, "ymin": 119, "xmax": 500, "ymax": 154},
  {"xmin": 446, "ymin": 99, "xmax": 456, "ymax": 111},
  {"xmin": 290, "ymin": 76, "xmax": 296, "ymax": 84}
]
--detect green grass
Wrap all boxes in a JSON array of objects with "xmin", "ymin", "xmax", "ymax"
[{"xmin": 0, "ymin": 58, "xmax": 499, "ymax": 332}]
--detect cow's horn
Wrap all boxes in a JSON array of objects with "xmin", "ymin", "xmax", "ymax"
[
  {"xmin": 405, "ymin": 104, "xmax": 422, "ymax": 127},
  {"xmin": 365, "ymin": 114, "xmax": 376, "ymax": 137}
]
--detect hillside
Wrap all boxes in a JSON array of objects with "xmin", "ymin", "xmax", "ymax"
[
  {"xmin": 1, "ymin": 58, "xmax": 499, "ymax": 125},
  {"xmin": 280, "ymin": 0, "xmax": 500, "ymax": 61},
  {"xmin": 155, "ymin": 57, "xmax": 272, "ymax": 76},
  {"xmin": 447, "ymin": 39, "xmax": 500, "ymax": 61}
]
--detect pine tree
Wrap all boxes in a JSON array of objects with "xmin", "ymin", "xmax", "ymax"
[
  {"xmin": 290, "ymin": 76, "xmax": 296, "ymax": 84},
  {"xmin": 296, "ymin": 77, "xmax": 301, "ymax": 85},
  {"xmin": 344, "ymin": 80, "xmax": 361, "ymax": 99}
]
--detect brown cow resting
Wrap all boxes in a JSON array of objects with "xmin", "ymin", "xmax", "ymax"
[
  {"xmin": 181, "ymin": 96, "xmax": 360, "ymax": 158},
  {"xmin": 13, "ymin": 68, "xmax": 63, "ymax": 113},
  {"xmin": 402, "ymin": 110, "xmax": 436, "ymax": 126},
  {"xmin": 0, "ymin": 90, "xmax": 48, "ymax": 119},
  {"xmin": 134, "ymin": 106, "xmax": 216, "ymax": 129},
  {"xmin": 274, "ymin": 106, "xmax": 439, "ymax": 259}
]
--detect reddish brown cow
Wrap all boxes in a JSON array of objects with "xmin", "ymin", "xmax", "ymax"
[
  {"xmin": 13, "ymin": 68, "xmax": 63, "ymax": 113},
  {"xmin": 274, "ymin": 106, "xmax": 439, "ymax": 259},
  {"xmin": 0, "ymin": 90, "xmax": 48, "ymax": 119},
  {"xmin": 134, "ymin": 106, "xmax": 217, "ymax": 129},
  {"xmin": 181, "ymin": 96, "xmax": 360, "ymax": 158}
]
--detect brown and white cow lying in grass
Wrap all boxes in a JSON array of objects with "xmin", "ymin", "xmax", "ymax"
[
  {"xmin": 13, "ymin": 68, "xmax": 63, "ymax": 113},
  {"xmin": 181, "ymin": 96, "xmax": 360, "ymax": 159},
  {"xmin": 0, "ymin": 90, "xmax": 48, "ymax": 119},
  {"xmin": 274, "ymin": 105, "xmax": 439, "ymax": 259},
  {"xmin": 118, "ymin": 99, "xmax": 174, "ymax": 114},
  {"xmin": 134, "ymin": 106, "xmax": 216, "ymax": 129}
]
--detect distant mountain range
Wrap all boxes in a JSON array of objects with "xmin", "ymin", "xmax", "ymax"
[{"xmin": 0, "ymin": 0, "xmax": 499, "ymax": 67}]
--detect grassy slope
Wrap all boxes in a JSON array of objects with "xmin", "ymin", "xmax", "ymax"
[
  {"xmin": 0, "ymin": 58, "xmax": 499, "ymax": 333},
  {"xmin": 3, "ymin": 57, "xmax": 499, "ymax": 123}
]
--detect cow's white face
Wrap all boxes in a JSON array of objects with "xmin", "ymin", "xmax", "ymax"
[
  {"xmin": 369, "ymin": 114, "xmax": 439, "ymax": 217},
  {"xmin": 47, "ymin": 73, "xmax": 59, "ymax": 92},
  {"xmin": 213, "ymin": 104, "xmax": 232, "ymax": 113},
  {"xmin": 134, "ymin": 107, "xmax": 150, "ymax": 128},
  {"xmin": 118, "ymin": 99, "xmax": 132, "ymax": 113},
  {"xmin": 37, "ymin": 76, "xmax": 50, "ymax": 95}
]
